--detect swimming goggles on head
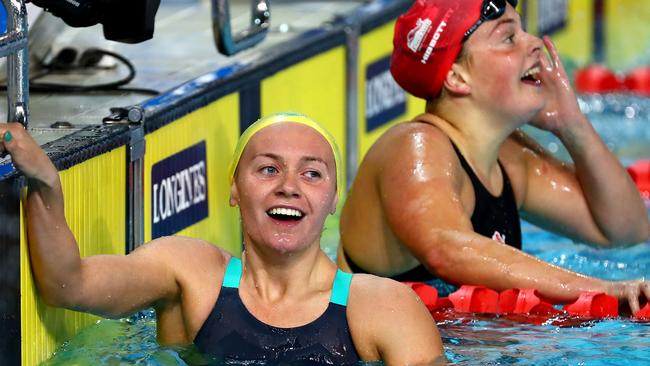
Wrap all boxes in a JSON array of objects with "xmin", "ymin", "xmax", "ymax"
[{"xmin": 463, "ymin": 0, "xmax": 518, "ymax": 41}]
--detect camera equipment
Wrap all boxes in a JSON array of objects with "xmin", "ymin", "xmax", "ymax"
[{"xmin": 28, "ymin": 0, "xmax": 160, "ymax": 44}]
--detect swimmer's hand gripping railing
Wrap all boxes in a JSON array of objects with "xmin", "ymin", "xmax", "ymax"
[
  {"xmin": 0, "ymin": 0, "xmax": 29, "ymax": 128},
  {"xmin": 212, "ymin": 0, "xmax": 270, "ymax": 56}
]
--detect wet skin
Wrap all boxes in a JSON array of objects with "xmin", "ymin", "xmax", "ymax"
[
  {"xmin": 339, "ymin": 4, "xmax": 650, "ymax": 313},
  {"xmin": 0, "ymin": 121, "xmax": 444, "ymax": 365}
]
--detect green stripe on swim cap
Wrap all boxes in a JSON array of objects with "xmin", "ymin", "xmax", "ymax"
[{"xmin": 228, "ymin": 113, "xmax": 343, "ymax": 199}]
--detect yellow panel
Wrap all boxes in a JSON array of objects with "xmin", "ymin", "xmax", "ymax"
[
  {"xmin": 605, "ymin": 0, "xmax": 650, "ymax": 70},
  {"xmin": 260, "ymin": 48, "xmax": 347, "ymax": 245},
  {"xmin": 144, "ymin": 93, "xmax": 242, "ymax": 256},
  {"xmin": 21, "ymin": 146, "xmax": 126, "ymax": 366},
  {"xmin": 524, "ymin": 1, "xmax": 650, "ymax": 70},
  {"xmin": 358, "ymin": 21, "xmax": 426, "ymax": 160},
  {"xmin": 260, "ymin": 47, "xmax": 347, "ymax": 182},
  {"xmin": 547, "ymin": 0, "xmax": 593, "ymax": 67}
]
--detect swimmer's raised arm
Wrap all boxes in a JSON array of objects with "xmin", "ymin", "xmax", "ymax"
[
  {"xmin": 376, "ymin": 123, "xmax": 650, "ymax": 312},
  {"xmin": 514, "ymin": 37, "xmax": 650, "ymax": 246},
  {"xmin": 347, "ymin": 275, "xmax": 445, "ymax": 365},
  {"xmin": 0, "ymin": 123, "xmax": 223, "ymax": 320},
  {"xmin": 501, "ymin": 130, "xmax": 649, "ymax": 246}
]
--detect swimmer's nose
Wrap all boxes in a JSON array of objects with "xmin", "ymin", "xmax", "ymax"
[{"xmin": 276, "ymin": 172, "xmax": 301, "ymax": 198}]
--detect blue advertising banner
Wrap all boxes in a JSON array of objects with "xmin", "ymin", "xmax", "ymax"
[
  {"xmin": 151, "ymin": 141, "xmax": 208, "ymax": 238},
  {"xmin": 365, "ymin": 55, "xmax": 406, "ymax": 132}
]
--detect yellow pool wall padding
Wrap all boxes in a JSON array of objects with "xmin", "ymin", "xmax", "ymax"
[
  {"xmin": 604, "ymin": 1, "xmax": 650, "ymax": 70},
  {"xmin": 144, "ymin": 93, "xmax": 242, "ymax": 255},
  {"xmin": 261, "ymin": 47, "xmax": 348, "ymax": 238},
  {"xmin": 21, "ymin": 146, "xmax": 127, "ymax": 366},
  {"xmin": 526, "ymin": 0, "xmax": 650, "ymax": 71},
  {"xmin": 358, "ymin": 21, "xmax": 425, "ymax": 159}
]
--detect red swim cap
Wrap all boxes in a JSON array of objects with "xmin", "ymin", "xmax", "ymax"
[{"xmin": 390, "ymin": 0, "xmax": 516, "ymax": 100}]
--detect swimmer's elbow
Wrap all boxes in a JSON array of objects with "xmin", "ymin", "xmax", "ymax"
[
  {"xmin": 600, "ymin": 219, "xmax": 650, "ymax": 247},
  {"xmin": 637, "ymin": 219, "xmax": 650, "ymax": 243},
  {"xmin": 619, "ymin": 225, "xmax": 650, "ymax": 246},
  {"xmin": 38, "ymin": 285, "xmax": 78, "ymax": 309},
  {"xmin": 420, "ymin": 230, "xmax": 467, "ymax": 277},
  {"xmin": 35, "ymin": 274, "xmax": 87, "ymax": 311}
]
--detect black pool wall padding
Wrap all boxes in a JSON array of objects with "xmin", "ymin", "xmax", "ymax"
[
  {"xmin": 42, "ymin": 125, "xmax": 131, "ymax": 172},
  {"xmin": 0, "ymin": 177, "xmax": 23, "ymax": 366}
]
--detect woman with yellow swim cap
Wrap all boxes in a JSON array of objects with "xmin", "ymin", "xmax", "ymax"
[{"xmin": 2, "ymin": 113, "xmax": 443, "ymax": 364}]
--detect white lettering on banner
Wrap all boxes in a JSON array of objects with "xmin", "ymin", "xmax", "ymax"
[
  {"xmin": 421, "ymin": 9, "xmax": 453, "ymax": 64},
  {"xmin": 366, "ymin": 70, "xmax": 406, "ymax": 120},
  {"xmin": 152, "ymin": 161, "xmax": 207, "ymax": 224}
]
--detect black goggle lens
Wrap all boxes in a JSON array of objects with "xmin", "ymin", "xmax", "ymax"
[
  {"xmin": 482, "ymin": 0, "xmax": 507, "ymax": 20},
  {"xmin": 464, "ymin": 0, "xmax": 508, "ymax": 40}
]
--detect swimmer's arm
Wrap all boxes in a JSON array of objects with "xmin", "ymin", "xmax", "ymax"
[
  {"xmin": 348, "ymin": 276, "xmax": 444, "ymax": 365},
  {"xmin": 503, "ymin": 129, "xmax": 650, "ymax": 247},
  {"xmin": 423, "ymin": 229, "xmax": 650, "ymax": 313},
  {"xmin": 523, "ymin": 36, "xmax": 650, "ymax": 246},
  {"xmin": 377, "ymin": 130, "xmax": 608, "ymax": 304},
  {"xmin": 0, "ymin": 124, "xmax": 184, "ymax": 318},
  {"xmin": 26, "ymin": 173, "xmax": 188, "ymax": 318},
  {"xmin": 379, "ymin": 130, "xmax": 648, "ymax": 309}
]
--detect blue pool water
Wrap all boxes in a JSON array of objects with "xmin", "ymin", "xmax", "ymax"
[
  {"xmin": 43, "ymin": 94, "xmax": 650, "ymax": 365},
  {"xmin": 442, "ymin": 217, "xmax": 650, "ymax": 366},
  {"xmin": 42, "ymin": 216, "xmax": 650, "ymax": 365}
]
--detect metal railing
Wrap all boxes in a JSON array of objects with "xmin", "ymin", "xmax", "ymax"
[
  {"xmin": 1, "ymin": 0, "xmax": 29, "ymax": 127},
  {"xmin": 212, "ymin": 0, "xmax": 270, "ymax": 56}
]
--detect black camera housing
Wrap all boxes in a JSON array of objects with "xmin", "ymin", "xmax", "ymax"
[{"xmin": 29, "ymin": 0, "xmax": 160, "ymax": 44}]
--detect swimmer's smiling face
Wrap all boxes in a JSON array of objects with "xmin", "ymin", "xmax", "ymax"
[
  {"xmin": 230, "ymin": 122, "xmax": 338, "ymax": 254},
  {"xmin": 458, "ymin": 4, "xmax": 546, "ymax": 124}
]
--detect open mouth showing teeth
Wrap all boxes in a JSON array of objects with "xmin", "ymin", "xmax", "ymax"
[
  {"xmin": 521, "ymin": 66, "xmax": 541, "ymax": 84},
  {"xmin": 267, "ymin": 207, "xmax": 304, "ymax": 221}
]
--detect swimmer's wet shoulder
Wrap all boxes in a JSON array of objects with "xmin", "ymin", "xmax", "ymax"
[{"xmin": 345, "ymin": 274, "xmax": 444, "ymax": 365}]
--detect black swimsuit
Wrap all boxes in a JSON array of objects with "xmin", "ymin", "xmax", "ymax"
[
  {"xmin": 194, "ymin": 257, "xmax": 361, "ymax": 365},
  {"xmin": 344, "ymin": 141, "xmax": 522, "ymax": 296}
]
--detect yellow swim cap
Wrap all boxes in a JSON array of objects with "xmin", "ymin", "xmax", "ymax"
[{"xmin": 228, "ymin": 112, "xmax": 343, "ymax": 198}]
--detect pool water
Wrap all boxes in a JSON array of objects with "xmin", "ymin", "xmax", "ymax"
[
  {"xmin": 41, "ymin": 211, "xmax": 650, "ymax": 366},
  {"xmin": 43, "ymin": 94, "xmax": 650, "ymax": 365},
  {"xmin": 442, "ymin": 216, "xmax": 650, "ymax": 366}
]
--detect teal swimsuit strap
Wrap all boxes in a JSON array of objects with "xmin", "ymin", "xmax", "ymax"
[
  {"xmin": 330, "ymin": 270, "xmax": 353, "ymax": 306},
  {"xmin": 222, "ymin": 258, "xmax": 353, "ymax": 306},
  {"xmin": 222, "ymin": 257, "xmax": 243, "ymax": 288}
]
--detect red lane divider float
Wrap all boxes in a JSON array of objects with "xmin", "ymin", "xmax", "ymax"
[
  {"xmin": 498, "ymin": 288, "xmax": 561, "ymax": 316},
  {"xmin": 448, "ymin": 285, "xmax": 499, "ymax": 313},
  {"xmin": 574, "ymin": 64, "xmax": 650, "ymax": 96},
  {"xmin": 635, "ymin": 303, "xmax": 650, "ymax": 320},
  {"xmin": 627, "ymin": 160, "xmax": 650, "ymax": 201},
  {"xmin": 575, "ymin": 64, "xmax": 623, "ymax": 94},
  {"xmin": 624, "ymin": 66, "xmax": 650, "ymax": 97},
  {"xmin": 563, "ymin": 291, "xmax": 618, "ymax": 318},
  {"xmin": 404, "ymin": 283, "xmax": 649, "ymax": 322}
]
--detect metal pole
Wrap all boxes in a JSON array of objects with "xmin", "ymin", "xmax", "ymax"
[
  {"xmin": 594, "ymin": 0, "xmax": 605, "ymax": 63},
  {"xmin": 2, "ymin": 0, "xmax": 29, "ymax": 127},
  {"xmin": 344, "ymin": 22, "xmax": 360, "ymax": 191}
]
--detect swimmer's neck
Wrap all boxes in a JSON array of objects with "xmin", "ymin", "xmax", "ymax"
[
  {"xmin": 424, "ymin": 98, "xmax": 521, "ymax": 173},
  {"xmin": 239, "ymin": 245, "xmax": 335, "ymax": 302}
]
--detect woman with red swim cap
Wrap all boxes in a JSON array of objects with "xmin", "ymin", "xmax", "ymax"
[{"xmin": 338, "ymin": 0, "xmax": 650, "ymax": 313}]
